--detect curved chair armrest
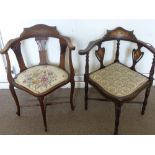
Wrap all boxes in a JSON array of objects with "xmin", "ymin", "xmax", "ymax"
[
  {"xmin": 63, "ymin": 36, "xmax": 75, "ymax": 50},
  {"xmin": 79, "ymin": 38, "xmax": 103, "ymax": 55},
  {"xmin": 0, "ymin": 38, "xmax": 19, "ymax": 54},
  {"xmin": 137, "ymin": 40, "xmax": 155, "ymax": 54}
]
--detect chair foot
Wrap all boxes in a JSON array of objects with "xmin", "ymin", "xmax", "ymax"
[
  {"xmin": 16, "ymin": 111, "xmax": 20, "ymax": 116},
  {"xmin": 141, "ymin": 108, "xmax": 145, "ymax": 115},
  {"xmin": 71, "ymin": 105, "xmax": 75, "ymax": 111},
  {"xmin": 114, "ymin": 129, "xmax": 118, "ymax": 135},
  {"xmin": 85, "ymin": 102, "xmax": 88, "ymax": 110},
  {"xmin": 141, "ymin": 104, "xmax": 147, "ymax": 115}
]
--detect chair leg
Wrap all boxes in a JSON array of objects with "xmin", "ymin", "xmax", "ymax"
[
  {"xmin": 84, "ymin": 80, "xmax": 88, "ymax": 110},
  {"xmin": 70, "ymin": 81, "xmax": 75, "ymax": 111},
  {"xmin": 141, "ymin": 86, "xmax": 151, "ymax": 115},
  {"xmin": 114, "ymin": 103, "xmax": 122, "ymax": 135},
  {"xmin": 9, "ymin": 84, "xmax": 20, "ymax": 116},
  {"xmin": 38, "ymin": 97, "xmax": 47, "ymax": 132}
]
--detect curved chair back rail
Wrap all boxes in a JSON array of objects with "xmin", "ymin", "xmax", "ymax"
[
  {"xmin": 79, "ymin": 27, "xmax": 155, "ymax": 80},
  {"xmin": 1, "ymin": 24, "xmax": 75, "ymax": 83},
  {"xmin": 79, "ymin": 27, "xmax": 155, "ymax": 55},
  {"xmin": 79, "ymin": 27, "xmax": 155, "ymax": 134}
]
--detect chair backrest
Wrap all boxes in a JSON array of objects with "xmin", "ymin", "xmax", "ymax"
[
  {"xmin": 9, "ymin": 24, "xmax": 70, "ymax": 73},
  {"xmin": 93, "ymin": 27, "xmax": 155, "ymax": 81}
]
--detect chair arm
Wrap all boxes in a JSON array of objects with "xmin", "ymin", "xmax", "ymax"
[
  {"xmin": 137, "ymin": 40, "xmax": 155, "ymax": 54},
  {"xmin": 0, "ymin": 38, "xmax": 19, "ymax": 54},
  {"xmin": 79, "ymin": 38, "xmax": 103, "ymax": 55},
  {"xmin": 63, "ymin": 36, "xmax": 75, "ymax": 50}
]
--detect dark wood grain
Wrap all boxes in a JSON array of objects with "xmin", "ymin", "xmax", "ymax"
[
  {"xmin": 11, "ymin": 42, "xmax": 27, "ymax": 72},
  {"xmin": 35, "ymin": 37, "xmax": 48, "ymax": 65},
  {"xmin": 79, "ymin": 27, "xmax": 155, "ymax": 55},
  {"xmin": 141, "ymin": 54, "xmax": 155, "ymax": 115},
  {"xmin": 114, "ymin": 40, "xmax": 120, "ymax": 62},
  {"xmin": 131, "ymin": 45, "xmax": 144, "ymax": 70},
  {"xmin": 0, "ymin": 24, "xmax": 75, "ymax": 131},
  {"xmin": 59, "ymin": 40, "xmax": 67, "ymax": 70},
  {"xmin": 105, "ymin": 27, "xmax": 137, "ymax": 40},
  {"xmin": 84, "ymin": 53, "xmax": 89, "ymax": 110},
  {"xmin": 79, "ymin": 27, "xmax": 155, "ymax": 134},
  {"xmin": 95, "ymin": 43, "xmax": 105, "ymax": 69}
]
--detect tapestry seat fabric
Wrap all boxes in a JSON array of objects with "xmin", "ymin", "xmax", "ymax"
[
  {"xmin": 89, "ymin": 63, "xmax": 148, "ymax": 98},
  {"xmin": 15, "ymin": 65, "xmax": 69, "ymax": 94}
]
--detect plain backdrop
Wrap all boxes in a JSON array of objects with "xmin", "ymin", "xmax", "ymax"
[
  {"xmin": 0, "ymin": 0, "xmax": 155, "ymax": 155},
  {"xmin": 1, "ymin": 19, "xmax": 155, "ymax": 87}
]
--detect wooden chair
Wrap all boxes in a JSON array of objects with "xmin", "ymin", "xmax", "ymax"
[
  {"xmin": 0, "ymin": 24, "xmax": 75, "ymax": 131},
  {"xmin": 79, "ymin": 27, "xmax": 155, "ymax": 134}
]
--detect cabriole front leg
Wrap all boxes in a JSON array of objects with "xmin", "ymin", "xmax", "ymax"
[
  {"xmin": 9, "ymin": 84, "xmax": 20, "ymax": 116},
  {"xmin": 38, "ymin": 96, "xmax": 47, "ymax": 132}
]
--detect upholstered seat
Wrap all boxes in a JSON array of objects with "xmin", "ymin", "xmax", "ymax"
[
  {"xmin": 15, "ymin": 65, "xmax": 69, "ymax": 94},
  {"xmin": 89, "ymin": 63, "xmax": 148, "ymax": 98}
]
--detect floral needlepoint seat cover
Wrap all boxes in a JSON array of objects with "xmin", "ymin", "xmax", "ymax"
[
  {"xmin": 15, "ymin": 65, "xmax": 69, "ymax": 94},
  {"xmin": 89, "ymin": 63, "xmax": 148, "ymax": 98}
]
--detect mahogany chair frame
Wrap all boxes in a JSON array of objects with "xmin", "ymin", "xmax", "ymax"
[
  {"xmin": 1, "ymin": 24, "xmax": 75, "ymax": 131},
  {"xmin": 79, "ymin": 27, "xmax": 155, "ymax": 134}
]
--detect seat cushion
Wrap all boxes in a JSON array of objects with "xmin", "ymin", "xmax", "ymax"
[
  {"xmin": 89, "ymin": 63, "xmax": 148, "ymax": 98},
  {"xmin": 15, "ymin": 65, "xmax": 69, "ymax": 94}
]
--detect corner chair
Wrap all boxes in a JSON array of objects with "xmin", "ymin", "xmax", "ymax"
[
  {"xmin": 0, "ymin": 24, "xmax": 75, "ymax": 131},
  {"xmin": 79, "ymin": 27, "xmax": 155, "ymax": 134}
]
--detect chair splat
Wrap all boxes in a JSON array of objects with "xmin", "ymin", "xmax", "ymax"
[
  {"xmin": 131, "ymin": 44, "xmax": 144, "ymax": 70},
  {"xmin": 35, "ymin": 37, "xmax": 48, "ymax": 65},
  {"xmin": 95, "ymin": 43, "xmax": 105, "ymax": 69}
]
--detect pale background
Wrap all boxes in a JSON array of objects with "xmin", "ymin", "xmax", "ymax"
[
  {"xmin": 1, "ymin": 20, "xmax": 155, "ymax": 88},
  {"xmin": 0, "ymin": 0, "xmax": 155, "ymax": 154}
]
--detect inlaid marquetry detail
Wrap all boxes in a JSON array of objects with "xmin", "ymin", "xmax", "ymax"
[
  {"xmin": 104, "ymin": 27, "xmax": 137, "ymax": 40},
  {"xmin": 95, "ymin": 47, "xmax": 105, "ymax": 69},
  {"xmin": 131, "ymin": 45, "xmax": 144, "ymax": 70},
  {"xmin": 20, "ymin": 24, "xmax": 59, "ymax": 39}
]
